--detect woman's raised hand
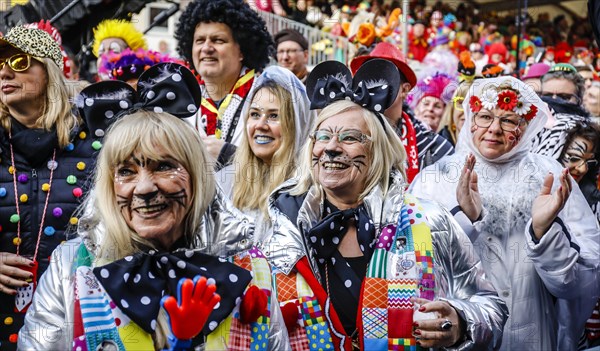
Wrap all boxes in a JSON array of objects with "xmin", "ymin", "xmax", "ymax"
[
  {"xmin": 411, "ymin": 297, "xmax": 464, "ymax": 348},
  {"xmin": 531, "ymin": 169, "xmax": 572, "ymax": 240},
  {"xmin": 457, "ymin": 153, "xmax": 482, "ymax": 222}
]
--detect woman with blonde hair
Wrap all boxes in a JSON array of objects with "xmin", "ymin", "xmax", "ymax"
[
  {"xmin": 437, "ymin": 82, "xmax": 471, "ymax": 146},
  {"xmin": 218, "ymin": 66, "xmax": 314, "ymax": 240},
  {"xmin": 0, "ymin": 25, "xmax": 96, "ymax": 350},
  {"xmin": 263, "ymin": 60, "xmax": 507, "ymax": 350},
  {"xmin": 19, "ymin": 63, "xmax": 289, "ymax": 350}
]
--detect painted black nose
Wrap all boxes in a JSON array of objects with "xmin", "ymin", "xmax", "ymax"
[
  {"xmin": 324, "ymin": 150, "xmax": 341, "ymax": 158},
  {"xmin": 135, "ymin": 191, "xmax": 159, "ymax": 205}
]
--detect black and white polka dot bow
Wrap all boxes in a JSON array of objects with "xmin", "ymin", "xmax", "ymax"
[
  {"xmin": 76, "ymin": 62, "xmax": 202, "ymax": 138},
  {"xmin": 306, "ymin": 59, "xmax": 401, "ymax": 114},
  {"xmin": 93, "ymin": 249, "xmax": 252, "ymax": 336}
]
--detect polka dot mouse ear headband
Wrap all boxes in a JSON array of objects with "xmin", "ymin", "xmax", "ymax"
[
  {"xmin": 306, "ymin": 59, "xmax": 401, "ymax": 127},
  {"xmin": 76, "ymin": 62, "xmax": 202, "ymax": 138}
]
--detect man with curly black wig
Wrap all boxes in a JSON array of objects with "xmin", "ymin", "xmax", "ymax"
[{"xmin": 175, "ymin": 0, "xmax": 275, "ymax": 169}]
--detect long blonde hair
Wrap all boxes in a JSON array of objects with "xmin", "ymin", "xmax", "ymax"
[
  {"xmin": 232, "ymin": 82, "xmax": 298, "ymax": 216},
  {"xmin": 92, "ymin": 111, "xmax": 215, "ymax": 261},
  {"xmin": 437, "ymin": 82, "xmax": 471, "ymax": 144},
  {"xmin": 291, "ymin": 100, "xmax": 406, "ymax": 200},
  {"xmin": 0, "ymin": 58, "xmax": 76, "ymax": 147}
]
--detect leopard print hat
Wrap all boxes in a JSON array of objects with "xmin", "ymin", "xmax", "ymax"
[{"xmin": 0, "ymin": 25, "xmax": 63, "ymax": 70}]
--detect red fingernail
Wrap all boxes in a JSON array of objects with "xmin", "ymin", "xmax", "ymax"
[
  {"xmin": 416, "ymin": 340, "xmax": 421, "ymax": 346},
  {"xmin": 414, "ymin": 329, "xmax": 421, "ymax": 335},
  {"xmin": 413, "ymin": 322, "xmax": 419, "ymax": 327},
  {"xmin": 29, "ymin": 262, "xmax": 35, "ymax": 266},
  {"xmin": 419, "ymin": 306, "xmax": 426, "ymax": 312}
]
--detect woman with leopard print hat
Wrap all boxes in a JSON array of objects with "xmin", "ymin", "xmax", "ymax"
[{"xmin": 0, "ymin": 25, "xmax": 96, "ymax": 350}]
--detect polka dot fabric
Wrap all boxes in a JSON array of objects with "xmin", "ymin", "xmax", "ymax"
[
  {"xmin": 306, "ymin": 59, "xmax": 401, "ymax": 115},
  {"xmin": 77, "ymin": 63, "xmax": 202, "ymax": 140},
  {"xmin": 307, "ymin": 202, "xmax": 375, "ymax": 295},
  {"xmin": 92, "ymin": 249, "xmax": 252, "ymax": 336}
]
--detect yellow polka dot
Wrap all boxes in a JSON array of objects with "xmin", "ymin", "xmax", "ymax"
[
  {"xmin": 258, "ymin": 335, "xmax": 262, "ymax": 340},
  {"xmin": 254, "ymin": 345, "xmax": 259, "ymax": 350},
  {"xmin": 320, "ymin": 330, "xmax": 324, "ymax": 335},
  {"xmin": 12, "ymin": 237, "xmax": 21, "ymax": 245},
  {"xmin": 69, "ymin": 217, "xmax": 78, "ymax": 225},
  {"xmin": 312, "ymin": 334, "xmax": 317, "ymax": 339},
  {"xmin": 253, "ymin": 327, "xmax": 258, "ymax": 332},
  {"xmin": 79, "ymin": 131, "xmax": 87, "ymax": 139},
  {"xmin": 8, "ymin": 166, "xmax": 14, "ymax": 174},
  {"xmin": 41, "ymin": 183, "xmax": 50, "ymax": 192},
  {"xmin": 76, "ymin": 162, "xmax": 86, "ymax": 171},
  {"xmin": 320, "ymin": 338, "xmax": 325, "ymax": 343},
  {"xmin": 19, "ymin": 194, "xmax": 28, "ymax": 203},
  {"xmin": 328, "ymin": 337, "xmax": 332, "ymax": 342},
  {"xmin": 261, "ymin": 342, "xmax": 266, "ymax": 348},
  {"xmin": 4, "ymin": 317, "xmax": 13, "ymax": 325},
  {"xmin": 312, "ymin": 344, "xmax": 317, "ymax": 348}
]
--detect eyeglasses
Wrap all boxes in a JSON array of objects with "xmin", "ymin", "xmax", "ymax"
[
  {"xmin": 453, "ymin": 96, "xmax": 465, "ymax": 111},
  {"xmin": 473, "ymin": 113, "xmax": 525, "ymax": 132},
  {"xmin": 248, "ymin": 110, "xmax": 280, "ymax": 124},
  {"xmin": 0, "ymin": 53, "xmax": 33, "ymax": 72},
  {"xmin": 276, "ymin": 49, "xmax": 304, "ymax": 56},
  {"xmin": 312, "ymin": 130, "xmax": 372, "ymax": 144},
  {"xmin": 563, "ymin": 154, "xmax": 599, "ymax": 169},
  {"xmin": 539, "ymin": 92, "xmax": 581, "ymax": 104}
]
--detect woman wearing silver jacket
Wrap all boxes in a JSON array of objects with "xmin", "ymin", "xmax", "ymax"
[
  {"xmin": 18, "ymin": 64, "xmax": 289, "ymax": 350},
  {"xmin": 259, "ymin": 60, "xmax": 508, "ymax": 350}
]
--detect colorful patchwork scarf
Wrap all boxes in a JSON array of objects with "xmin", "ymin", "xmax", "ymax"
[
  {"xmin": 199, "ymin": 68, "xmax": 255, "ymax": 142},
  {"xmin": 361, "ymin": 194, "xmax": 434, "ymax": 350},
  {"xmin": 275, "ymin": 194, "xmax": 435, "ymax": 351}
]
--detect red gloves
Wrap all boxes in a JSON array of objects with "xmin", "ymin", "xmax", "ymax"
[{"xmin": 162, "ymin": 276, "xmax": 221, "ymax": 340}]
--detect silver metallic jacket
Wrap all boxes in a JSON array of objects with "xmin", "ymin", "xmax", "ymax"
[
  {"xmin": 262, "ymin": 170, "xmax": 509, "ymax": 350},
  {"xmin": 18, "ymin": 187, "xmax": 290, "ymax": 350}
]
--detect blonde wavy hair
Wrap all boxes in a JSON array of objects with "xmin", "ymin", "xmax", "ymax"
[
  {"xmin": 232, "ymin": 82, "xmax": 298, "ymax": 216},
  {"xmin": 291, "ymin": 100, "xmax": 406, "ymax": 200},
  {"xmin": 0, "ymin": 57, "xmax": 76, "ymax": 147},
  {"xmin": 92, "ymin": 111, "xmax": 215, "ymax": 261}
]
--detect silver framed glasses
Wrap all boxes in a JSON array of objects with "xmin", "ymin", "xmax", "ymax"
[
  {"xmin": 311, "ymin": 130, "xmax": 372, "ymax": 144},
  {"xmin": 473, "ymin": 113, "xmax": 525, "ymax": 132}
]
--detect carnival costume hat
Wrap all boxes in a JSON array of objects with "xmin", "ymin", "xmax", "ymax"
[
  {"xmin": 76, "ymin": 62, "xmax": 202, "ymax": 138},
  {"xmin": 407, "ymin": 72, "xmax": 455, "ymax": 109},
  {"xmin": 350, "ymin": 42, "xmax": 417, "ymax": 89},
  {"xmin": 24, "ymin": 20, "xmax": 72, "ymax": 77},
  {"xmin": 92, "ymin": 19, "xmax": 147, "ymax": 57},
  {"xmin": 522, "ymin": 62, "xmax": 550, "ymax": 80},
  {"xmin": 458, "ymin": 76, "xmax": 551, "ymax": 163},
  {"xmin": 0, "ymin": 25, "xmax": 63, "ymax": 70},
  {"xmin": 306, "ymin": 59, "xmax": 401, "ymax": 123},
  {"xmin": 100, "ymin": 48, "xmax": 184, "ymax": 82}
]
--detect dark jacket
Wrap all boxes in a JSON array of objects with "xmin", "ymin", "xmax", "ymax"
[{"xmin": 0, "ymin": 119, "xmax": 97, "ymax": 350}]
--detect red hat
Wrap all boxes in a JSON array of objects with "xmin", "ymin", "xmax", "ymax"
[
  {"xmin": 350, "ymin": 42, "xmax": 417, "ymax": 89},
  {"xmin": 554, "ymin": 42, "xmax": 573, "ymax": 63}
]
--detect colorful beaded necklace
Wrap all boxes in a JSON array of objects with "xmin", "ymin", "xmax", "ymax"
[{"xmin": 8, "ymin": 137, "xmax": 56, "ymax": 260}]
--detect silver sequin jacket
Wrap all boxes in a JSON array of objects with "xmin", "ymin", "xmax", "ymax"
[
  {"xmin": 18, "ymin": 187, "xmax": 290, "ymax": 350},
  {"xmin": 261, "ymin": 170, "xmax": 509, "ymax": 350}
]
